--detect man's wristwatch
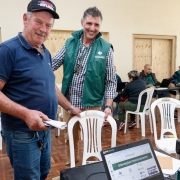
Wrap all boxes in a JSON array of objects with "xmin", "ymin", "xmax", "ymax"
[
  {"xmin": 105, "ymin": 106, "xmax": 112, "ymax": 112},
  {"xmin": 67, "ymin": 105, "xmax": 74, "ymax": 114}
]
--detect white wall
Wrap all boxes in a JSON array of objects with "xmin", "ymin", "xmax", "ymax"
[{"xmin": 0, "ymin": 0, "xmax": 180, "ymax": 81}]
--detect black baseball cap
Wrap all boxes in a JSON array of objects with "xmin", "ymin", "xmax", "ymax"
[{"xmin": 27, "ymin": 0, "xmax": 59, "ymax": 19}]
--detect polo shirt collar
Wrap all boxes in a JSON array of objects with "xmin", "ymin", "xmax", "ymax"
[{"xmin": 17, "ymin": 32, "xmax": 46, "ymax": 50}]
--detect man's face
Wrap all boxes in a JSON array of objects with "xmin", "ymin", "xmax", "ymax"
[
  {"xmin": 81, "ymin": 15, "xmax": 101, "ymax": 43},
  {"xmin": 23, "ymin": 11, "xmax": 54, "ymax": 48},
  {"xmin": 144, "ymin": 66, "xmax": 152, "ymax": 74}
]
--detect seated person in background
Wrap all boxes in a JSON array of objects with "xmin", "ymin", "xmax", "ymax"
[
  {"xmin": 139, "ymin": 64, "xmax": 169, "ymax": 98},
  {"xmin": 112, "ymin": 66, "xmax": 122, "ymax": 119},
  {"xmin": 118, "ymin": 70, "xmax": 146, "ymax": 130},
  {"xmin": 169, "ymin": 70, "xmax": 180, "ymax": 98},
  {"xmin": 139, "ymin": 64, "xmax": 160, "ymax": 87},
  {"xmin": 115, "ymin": 66, "xmax": 122, "ymax": 83},
  {"xmin": 102, "ymin": 66, "xmax": 122, "ymax": 112}
]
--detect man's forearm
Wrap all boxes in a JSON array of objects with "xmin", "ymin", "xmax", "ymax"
[
  {"xmin": 0, "ymin": 91, "xmax": 29, "ymax": 120},
  {"xmin": 55, "ymin": 85, "xmax": 73, "ymax": 111},
  {"xmin": 105, "ymin": 98, "xmax": 113, "ymax": 107},
  {"xmin": 55, "ymin": 85, "xmax": 81, "ymax": 117}
]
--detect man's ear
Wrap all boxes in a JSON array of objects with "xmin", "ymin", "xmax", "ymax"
[
  {"xmin": 23, "ymin": 13, "xmax": 28, "ymax": 27},
  {"xmin": 81, "ymin": 19, "xmax": 83, "ymax": 26}
]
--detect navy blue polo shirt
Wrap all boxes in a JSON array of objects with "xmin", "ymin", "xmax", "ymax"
[{"xmin": 0, "ymin": 32, "xmax": 58, "ymax": 131}]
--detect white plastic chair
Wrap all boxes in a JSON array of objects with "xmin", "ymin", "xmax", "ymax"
[
  {"xmin": 55, "ymin": 105, "xmax": 62, "ymax": 137},
  {"xmin": 176, "ymin": 105, "xmax": 180, "ymax": 122},
  {"xmin": 124, "ymin": 87, "xmax": 154, "ymax": 136},
  {"xmin": 68, "ymin": 110, "xmax": 117, "ymax": 167},
  {"xmin": 151, "ymin": 98, "xmax": 179, "ymax": 154}
]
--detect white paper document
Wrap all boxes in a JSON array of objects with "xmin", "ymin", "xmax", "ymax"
[
  {"xmin": 43, "ymin": 119, "xmax": 67, "ymax": 130},
  {"xmin": 154, "ymin": 150, "xmax": 180, "ymax": 176},
  {"xmin": 155, "ymin": 87, "xmax": 168, "ymax": 90}
]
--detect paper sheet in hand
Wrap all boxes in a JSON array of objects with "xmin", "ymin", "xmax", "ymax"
[
  {"xmin": 155, "ymin": 87, "xmax": 168, "ymax": 90},
  {"xmin": 44, "ymin": 119, "xmax": 67, "ymax": 130}
]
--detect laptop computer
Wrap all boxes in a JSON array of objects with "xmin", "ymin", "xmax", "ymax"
[
  {"xmin": 116, "ymin": 82, "xmax": 128, "ymax": 92},
  {"xmin": 101, "ymin": 139, "xmax": 165, "ymax": 180},
  {"xmin": 156, "ymin": 78, "xmax": 171, "ymax": 88}
]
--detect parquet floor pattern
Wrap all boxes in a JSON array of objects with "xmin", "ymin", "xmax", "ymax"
[{"xmin": 0, "ymin": 118, "xmax": 180, "ymax": 180}]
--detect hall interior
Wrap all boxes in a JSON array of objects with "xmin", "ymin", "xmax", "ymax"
[{"xmin": 0, "ymin": 118, "xmax": 180, "ymax": 180}]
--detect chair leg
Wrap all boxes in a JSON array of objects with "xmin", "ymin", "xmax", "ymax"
[
  {"xmin": 140, "ymin": 115, "xmax": 145, "ymax": 136},
  {"xmin": 178, "ymin": 109, "xmax": 180, "ymax": 122},
  {"xmin": 149, "ymin": 112, "xmax": 153, "ymax": 133},
  {"xmin": 65, "ymin": 141, "xmax": 71, "ymax": 165},
  {"xmin": 136, "ymin": 115, "xmax": 139, "ymax": 128},
  {"xmin": 124, "ymin": 112, "xmax": 128, "ymax": 133},
  {"xmin": 55, "ymin": 113, "xmax": 60, "ymax": 137}
]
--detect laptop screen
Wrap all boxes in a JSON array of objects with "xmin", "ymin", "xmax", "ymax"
[
  {"xmin": 116, "ymin": 82, "xmax": 128, "ymax": 92},
  {"xmin": 156, "ymin": 78, "xmax": 171, "ymax": 88},
  {"xmin": 101, "ymin": 139, "xmax": 164, "ymax": 180}
]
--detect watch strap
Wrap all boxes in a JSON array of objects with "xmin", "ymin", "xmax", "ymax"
[
  {"xmin": 67, "ymin": 105, "xmax": 74, "ymax": 114},
  {"xmin": 105, "ymin": 105, "xmax": 112, "ymax": 111}
]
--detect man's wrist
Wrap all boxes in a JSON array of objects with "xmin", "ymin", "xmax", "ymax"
[
  {"xmin": 67, "ymin": 105, "xmax": 74, "ymax": 114},
  {"xmin": 105, "ymin": 105, "xmax": 112, "ymax": 111}
]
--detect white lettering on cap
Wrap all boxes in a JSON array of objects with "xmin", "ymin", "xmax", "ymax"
[{"xmin": 38, "ymin": 1, "xmax": 54, "ymax": 11}]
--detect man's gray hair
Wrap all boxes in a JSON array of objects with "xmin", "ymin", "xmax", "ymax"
[
  {"xmin": 26, "ymin": 11, "xmax": 32, "ymax": 19},
  {"xmin": 82, "ymin": 7, "xmax": 103, "ymax": 21},
  {"xmin": 26, "ymin": 11, "xmax": 54, "ymax": 26},
  {"xmin": 128, "ymin": 70, "xmax": 139, "ymax": 78}
]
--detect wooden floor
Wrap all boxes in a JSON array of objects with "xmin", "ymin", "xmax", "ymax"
[{"xmin": 0, "ymin": 118, "xmax": 180, "ymax": 180}]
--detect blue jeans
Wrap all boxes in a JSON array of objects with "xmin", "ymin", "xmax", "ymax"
[{"xmin": 1, "ymin": 129, "xmax": 51, "ymax": 180}]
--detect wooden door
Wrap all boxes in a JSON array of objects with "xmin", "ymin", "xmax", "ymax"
[
  {"xmin": 152, "ymin": 39, "xmax": 172, "ymax": 81},
  {"xmin": 44, "ymin": 30, "xmax": 109, "ymax": 83},
  {"xmin": 134, "ymin": 38, "xmax": 152, "ymax": 72},
  {"xmin": 44, "ymin": 30, "xmax": 73, "ymax": 83},
  {"xmin": 133, "ymin": 35, "xmax": 176, "ymax": 82}
]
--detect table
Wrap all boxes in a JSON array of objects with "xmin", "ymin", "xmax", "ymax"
[
  {"xmin": 154, "ymin": 87, "xmax": 180, "ymax": 100},
  {"xmin": 60, "ymin": 149, "xmax": 180, "ymax": 180},
  {"xmin": 155, "ymin": 150, "xmax": 179, "ymax": 179}
]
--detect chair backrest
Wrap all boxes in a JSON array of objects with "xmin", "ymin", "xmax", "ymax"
[
  {"xmin": 151, "ymin": 98, "xmax": 179, "ymax": 143},
  {"xmin": 135, "ymin": 87, "xmax": 154, "ymax": 113},
  {"xmin": 68, "ymin": 110, "xmax": 117, "ymax": 167}
]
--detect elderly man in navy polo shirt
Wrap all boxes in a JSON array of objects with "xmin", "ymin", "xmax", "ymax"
[{"xmin": 0, "ymin": 0, "xmax": 80, "ymax": 179}]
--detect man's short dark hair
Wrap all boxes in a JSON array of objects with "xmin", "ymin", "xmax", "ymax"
[{"xmin": 82, "ymin": 7, "xmax": 103, "ymax": 21}]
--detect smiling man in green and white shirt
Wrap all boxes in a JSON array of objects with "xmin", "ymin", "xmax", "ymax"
[{"xmin": 52, "ymin": 6, "xmax": 116, "ymax": 166}]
